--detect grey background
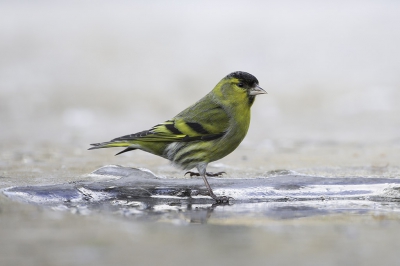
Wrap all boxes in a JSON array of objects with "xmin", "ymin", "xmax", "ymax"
[
  {"xmin": 2, "ymin": 0, "xmax": 399, "ymax": 146},
  {"xmin": 1, "ymin": 1, "xmax": 400, "ymax": 266}
]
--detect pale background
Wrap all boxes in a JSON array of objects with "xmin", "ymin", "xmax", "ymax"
[
  {"xmin": 1, "ymin": 0, "xmax": 399, "ymax": 146},
  {"xmin": 1, "ymin": 1, "xmax": 400, "ymax": 265}
]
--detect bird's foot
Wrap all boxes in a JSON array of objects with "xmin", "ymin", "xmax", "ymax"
[
  {"xmin": 212, "ymin": 195, "xmax": 235, "ymax": 204},
  {"xmin": 207, "ymin": 171, "xmax": 226, "ymax": 177},
  {"xmin": 184, "ymin": 171, "xmax": 199, "ymax": 177},
  {"xmin": 185, "ymin": 171, "xmax": 226, "ymax": 177}
]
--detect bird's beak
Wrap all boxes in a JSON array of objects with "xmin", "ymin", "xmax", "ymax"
[{"xmin": 249, "ymin": 85, "xmax": 267, "ymax": 96}]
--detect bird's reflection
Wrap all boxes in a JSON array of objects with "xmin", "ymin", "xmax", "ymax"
[{"xmin": 108, "ymin": 196, "xmax": 233, "ymax": 224}]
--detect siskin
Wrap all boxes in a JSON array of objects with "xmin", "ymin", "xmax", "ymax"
[{"xmin": 89, "ymin": 71, "xmax": 266, "ymax": 202}]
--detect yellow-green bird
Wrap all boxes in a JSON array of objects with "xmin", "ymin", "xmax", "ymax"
[{"xmin": 89, "ymin": 71, "xmax": 266, "ymax": 202}]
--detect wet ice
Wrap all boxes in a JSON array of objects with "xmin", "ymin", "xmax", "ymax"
[{"xmin": 3, "ymin": 165, "xmax": 400, "ymax": 223}]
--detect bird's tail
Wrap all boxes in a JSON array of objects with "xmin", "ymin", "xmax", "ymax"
[{"xmin": 88, "ymin": 141, "xmax": 137, "ymax": 155}]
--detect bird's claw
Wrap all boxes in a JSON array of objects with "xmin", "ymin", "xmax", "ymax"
[
  {"xmin": 185, "ymin": 171, "xmax": 200, "ymax": 177},
  {"xmin": 213, "ymin": 196, "xmax": 234, "ymax": 204},
  {"xmin": 206, "ymin": 171, "xmax": 226, "ymax": 177}
]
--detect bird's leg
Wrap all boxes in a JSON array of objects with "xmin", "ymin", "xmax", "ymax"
[{"xmin": 196, "ymin": 164, "xmax": 232, "ymax": 203}]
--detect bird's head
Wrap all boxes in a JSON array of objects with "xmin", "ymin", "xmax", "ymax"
[{"xmin": 215, "ymin": 71, "xmax": 266, "ymax": 106}]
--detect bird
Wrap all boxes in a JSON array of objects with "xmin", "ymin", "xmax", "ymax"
[{"xmin": 89, "ymin": 71, "xmax": 266, "ymax": 203}]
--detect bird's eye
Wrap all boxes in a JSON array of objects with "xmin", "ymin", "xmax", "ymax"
[{"xmin": 237, "ymin": 83, "xmax": 244, "ymax": 88}]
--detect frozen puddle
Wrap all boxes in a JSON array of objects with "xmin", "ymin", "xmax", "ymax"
[{"xmin": 4, "ymin": 165, "xmax": 400, "ymax": 223}]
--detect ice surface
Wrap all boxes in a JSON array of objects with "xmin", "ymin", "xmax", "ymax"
[{"xmin": 4, "ymin": 165, "xmax": 400, "ymax": 223}]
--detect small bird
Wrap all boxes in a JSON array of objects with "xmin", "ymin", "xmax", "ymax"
[{"xmin": 89, "ymin": 71, "xmax": 266, "ymax": 202}]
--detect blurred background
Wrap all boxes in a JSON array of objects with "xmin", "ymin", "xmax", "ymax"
[
  {"xmin": 1, "ymin": 0, "xmax": 399, "ymax": 176},
  {"xmin": 2, "ymin": 2, "xmax": 400, "ymax": 265}
]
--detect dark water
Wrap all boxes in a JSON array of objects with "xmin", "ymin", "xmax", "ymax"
[{"xmin": 4, "ymin": 165, "xmax": 400, "ymax": 224}]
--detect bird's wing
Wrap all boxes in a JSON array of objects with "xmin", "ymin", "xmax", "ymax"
[{"xmin": 112, "ymin": 98, "xmax": 230, "ymax": 143}]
